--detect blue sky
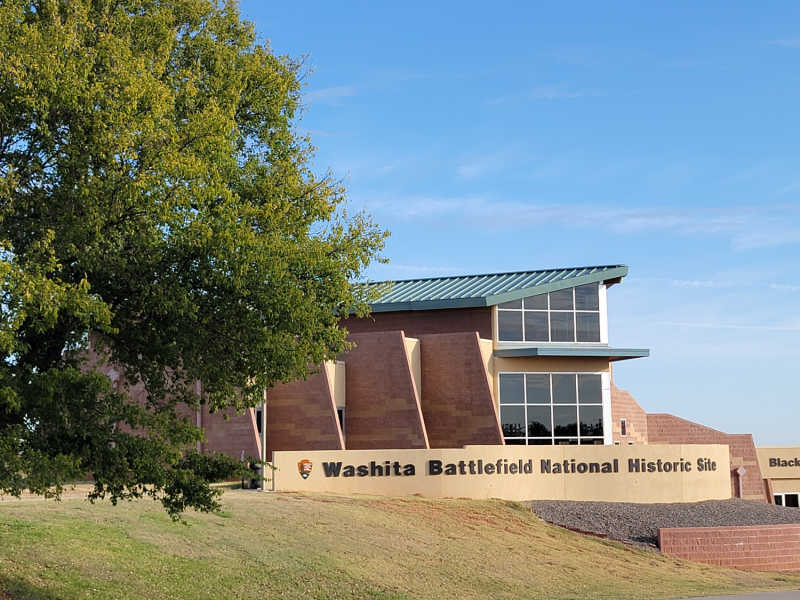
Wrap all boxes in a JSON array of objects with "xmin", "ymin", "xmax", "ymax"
[{"xmin": 240, "ymin": 1, "xmax": 800, "ymax": 445}]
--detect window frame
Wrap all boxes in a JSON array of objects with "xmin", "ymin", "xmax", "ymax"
[
  {"xmin": 774, "ymin": 492, "xmax": 800, "ymax": 507},
  {"xmin": 496, "ymin": 284, "xmax": 602, "ymax": 344},
  {"xmin": 498, "ymin": 371, "xmax": 605, "ymax": 446}
]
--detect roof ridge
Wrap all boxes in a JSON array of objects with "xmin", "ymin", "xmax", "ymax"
[{"xmin": 359, "ymin": 264, "xmax": 626, "ymax": 285}]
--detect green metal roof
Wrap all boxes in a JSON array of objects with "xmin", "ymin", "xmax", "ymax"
[
  {"xmin": 364, "ymin": 265, "xmax": 627, "ymax": 312},
  {"xmin": 493, "ymin": 345, "xmax": 649, "ymax": 362}
]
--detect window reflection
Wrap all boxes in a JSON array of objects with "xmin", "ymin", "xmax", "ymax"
[
  {"xmin": 499, "ymin": 372, "xmax": 604, "ymax": 445},
  {"xmin": 497, "ymin": 284, "xmax": 601, "ymax": 343}
]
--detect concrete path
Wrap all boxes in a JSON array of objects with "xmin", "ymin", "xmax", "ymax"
[{"xmin": 675, "ymin": 592, "xmax": 800, "ymax": 600}]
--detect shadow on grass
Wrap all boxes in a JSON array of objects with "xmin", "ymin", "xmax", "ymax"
[{"xmin": 0, "ymin": 576, "xmax": 64, "ymax": 600}]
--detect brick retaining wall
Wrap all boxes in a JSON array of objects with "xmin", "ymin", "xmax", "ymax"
[
  {"xmin": 658, "ymin": 524, "xmax": 800, "ymax": 571},
  {"xmin": 648, "ymin": 413, "xmax": 766, "ymax": 501}
]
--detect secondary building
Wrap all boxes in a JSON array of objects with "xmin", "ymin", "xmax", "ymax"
[{"xmin": 757, "ymin": 447, "xmax": 800, "ymax": 507}]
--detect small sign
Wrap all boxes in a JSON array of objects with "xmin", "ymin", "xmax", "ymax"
[{"xmin": 297, "ymin": 459, "xmax": 313, "ymax": 479}]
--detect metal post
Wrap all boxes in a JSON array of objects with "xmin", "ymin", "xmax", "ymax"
[
  {"xmin": 736, "ymin": 466, "xmax": 746, "ymax": 499},
  {"xmin": 260, "ymin": 389, "xmax": 267, "ymax": 491}
]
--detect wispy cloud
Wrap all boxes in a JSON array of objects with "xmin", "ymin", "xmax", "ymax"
[
  {"xmin": 371, "ymin": 263, "xmax": 470, "ymax": 279},
  {"xmin": 303, "ymin": 129, "xmax": 351, "ymax": 138},
  {"xmin": 648, "ymin": 278, "xmax": 734, "ymax": 289},
  {"xmin": 366, "ymin": 196, "xmax": 800, "ymax": 250},
  {"xmin": 546, "ymin": 45, "xmax": 606, "ymax": 68},
  {"xmin": 655, "ymin": 320, "xmax": 800, "ymax": 332},
  {"xmin": 489, "ymin": 84, "xmax": 597, "ymax": 105},
  {"xmin": 778, "ymin": 180, "xmax": 800, "ymax": 194},
  {"xmin": 770, "ymin": 38, "xmax": 800, "ymax": 48},
  {"xmin": 303, "ymin": 68, "xmax": 426, "ymax": 107},
  {"xmin": 456, "ymin": 154, "xmax": 505, "ymax": 180},
  {"xmin": 732, "ymin": 228, "xmax": 800, "ymax": 250},
  {"xmin": 528, "ymin": 85, "xmax": 585, "ymax": 100},
  {"xmin": 662, "ymin": 57, "xmax": 714, "ymax": 69},
  {"xmin": 304, "ymin": 85, "xmax": 357, "ymax": 104},
  {"xmin": 769, "ymin": 283, "xmax": 800, "ymax": 292},
  {"xmin": 632, "ymin": 276, "xmax": 800, "ymax": 292}
]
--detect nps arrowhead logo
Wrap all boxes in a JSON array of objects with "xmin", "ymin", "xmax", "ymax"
[{"xmin": 297, "ymin": 459, "xmax": 313, "ymax": 479}]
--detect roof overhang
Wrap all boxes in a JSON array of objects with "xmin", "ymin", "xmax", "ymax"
[
  {"xmin": 369, "ymin": 265, "xmax": 629, "ymax": 313},
  {"xmin": 493, "ymin": 344, "xmax": 649, "ymax": 362}
]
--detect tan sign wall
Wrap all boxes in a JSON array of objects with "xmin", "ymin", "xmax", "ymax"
[
  {"xmin": 273, "ymin": 444, "xmax": 731, "ymax": 503},
  {"xmin": 757, "ymin": 447, "xmax": 800, "ymax": 480},
  {"xmin": 772, "ymin": 479, "xmax": 800, "ymax": 493}
]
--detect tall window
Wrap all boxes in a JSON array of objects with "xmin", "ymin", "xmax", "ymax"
[
  {"xmin": 499, "ymin": 372, "xmax": 604, "ymax": 445},
  {"xmin": 497, "ymin": 283, "xmax": 601, "ymax": 342}
]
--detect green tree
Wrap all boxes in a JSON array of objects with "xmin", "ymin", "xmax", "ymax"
[{"xmin": 0, "ymin": 0, "xmax": 386, "ymax": 517}]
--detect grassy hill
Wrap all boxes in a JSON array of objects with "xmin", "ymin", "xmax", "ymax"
[{"xmin": 1, "ymin": 489, "xmax": 799, "ymax": 600}]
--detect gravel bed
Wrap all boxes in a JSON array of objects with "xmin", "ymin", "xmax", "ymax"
[{"xmin": 527, "ymin": 499, "xmax": 800, "ymax": 548}]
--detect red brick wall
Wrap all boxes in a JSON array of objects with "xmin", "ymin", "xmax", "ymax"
[
  {"xmin": 659, "ymin": 525, "xmax": 800, "ymax": 571},
  {"xmin": 201, "ymin": 406, "xmax": 260, "ymax": 461},
  {"xmin": 266, "ymin": 369, "xmax": 344, "ymax": 459},
  {"xmin": 341, "ymin": 331, "xmax": 429, "ymax": 449},
  {"xmin": 418, "ymin": 332, "xmax": 503, "ymax": 448},
  {"xmin": 647, "ymin": 413, "xmax": 766, "ymax": 502},
  {"xmin": 341, "ymin": 307, "xmax": 493, "ymax": 340},
  {"xmin": 90, "ymin": 348, "xmax": 261, "ymax": 462},
  {"xmin": 610, "ymin": 383, "xmax": 649, "ymax": 445}
]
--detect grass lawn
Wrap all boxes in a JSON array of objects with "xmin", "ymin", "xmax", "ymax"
[{"xmin": 1, "ymin": 489, "xmax": 799, "ymax": 600}]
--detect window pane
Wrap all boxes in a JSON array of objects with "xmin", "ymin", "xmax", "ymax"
[
  {"xmin": 550, "ymin": 312, "xmax": 574, "ymax": 342},
  {"xmin": 578, "ymin": 374, "xmax": 602, "ymax": 404},
  {"xmin": 775, "ymin": 495, "xmax": 784, "ymax": 506},
  {"xmin": 575, "ymin": 283, "xmax": 599, "ymax": 310},
  {"xmin": 555, "ymin": 438, "xmax": 579, "ymax": 445},
  {"xmin": 576, "ymin": 312, "xmax": 600, "ymax": 342},
  {"xmin": 553, "ymin": 405, "xmax": 578, "ymax": 436},
  {"xmin": 579, "ymin": 405, "xmax": 604, "ymax": 437},
  {"xmin": 525, "ymin": 374, "xmax": 550, "ymax": 404},
  {"xmin": 579, "ymin": 438, "xmax": 604, "ymax": 445},
  {"xmin": 787, "ymin": 494, "xmax": 800, "ymax": 508},
  {"xmin": 524, "ymin": 311, "xmax": 549, "ymax": 341},
  {"xmin": 528, "ymin": 438, "xmax": 554, "ymax": 445},
  {"xmin": 500, "ymin": 405, "xmax": 526, "ymax": 437},
  {"xmin": 499, "ymin": 374, "xmax": 524, "ymax": 404},
  {"xmin": 552, "ymin": 374, "xmax": 577, "ymax": 404},
  {"xmin": 549, "ymin": 288, "xmax": 574, "ymax": 310},
  {"xmin": 527, "ymin": 405, "xmax": 552, "ymax": 437},
  {"xmin": 504, "ymin": 438, "xmax": 526, "ymax": 445},
  {"xmin": 523, "ymin": 293, "xmax": 547, "ymax": 310},
  {"xmin": 498, "ymin": 310, "xmax": 523, "ymax": 341},
  {"xmin": 498, "ymin": 299, "xmax": 522, "ymax": 309}
]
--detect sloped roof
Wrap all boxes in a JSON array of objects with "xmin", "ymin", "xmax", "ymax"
[{"xmin": 363, "ymin": 265, "xmax": 627, "ymax": 312}]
